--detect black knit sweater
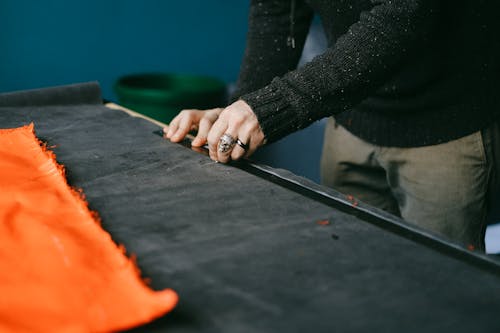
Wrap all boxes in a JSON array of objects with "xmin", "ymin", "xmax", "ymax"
[{"xmin": 231, "ymin": 0, "xmax": 500, "ymax": 147}]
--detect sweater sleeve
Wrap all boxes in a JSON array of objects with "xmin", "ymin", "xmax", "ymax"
[
  {"xmin": 240, "ymin": 0, "xmax": 439, "ymax": 143},
  {"xmin": 230, "ymin": 0, "xmax": 314, "ymax": 102}
]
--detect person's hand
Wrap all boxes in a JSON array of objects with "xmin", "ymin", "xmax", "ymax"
[
  {"xmin": 164, "ymin": 100, "xmax": 265, "ymax": 163},
  {"xmin": 206, "ymin": 100, "xmax": 265, "ymax": 163},
  {"xmin": 165, "ymin": 107, "xmax": 222, "ymax": 147}
]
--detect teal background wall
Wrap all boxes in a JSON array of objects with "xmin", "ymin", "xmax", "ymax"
[{"xmin": 0, "ymin": 0, "xmax": 249, "ymax": 100}]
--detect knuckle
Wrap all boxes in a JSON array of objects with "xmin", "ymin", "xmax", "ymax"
[
  {"xmin": 248, "ymin": 121, "xmax": 260, "ymax": 131},
  {"xmin": 232, "ymin": 114, "xmax": 245, "ymax": 127},
  {"xmin": 199, "ymin": 117, "xmax": 212, "ymax": 128},
  {"xmin": 181, "ymin": 109, "xmax": 197, "ymax": 119},
  {"xmin": 169, "ymin": 115, "xmax": 180, "ymax": 125}
]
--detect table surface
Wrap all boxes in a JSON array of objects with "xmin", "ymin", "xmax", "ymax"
[{"xmin": 1, "ymin": 82, "xmax": 499, "ymax": 333}]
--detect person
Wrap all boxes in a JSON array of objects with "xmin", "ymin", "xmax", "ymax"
[{"xmin": 165, "ymin": 0, "xmax": 500, "ymax": 251}]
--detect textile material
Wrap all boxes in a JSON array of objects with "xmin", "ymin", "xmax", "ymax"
[
  {"xmin": 321, "ymin": 117, "xmax": 498, "ymax": 250},
  {"xmin": 1, "ymin": 83, "xmax": 500, "ymax": 333},
  {"xmin": 0, "ymin": 124, "xmax": 177, "ymax": 333},
  {"xmin": 0, "ymin": 81, "xmax": 102, "ymax": 107}
]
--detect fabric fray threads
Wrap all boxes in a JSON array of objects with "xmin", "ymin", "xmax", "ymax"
[{"xmin": 0, "ymin": 124, "xmax": 178, "ymax": 333}]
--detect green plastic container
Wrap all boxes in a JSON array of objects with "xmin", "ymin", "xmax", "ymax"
[{"xmin": 114, "ymin": 73, "xmax": 227, "ymax": 124}]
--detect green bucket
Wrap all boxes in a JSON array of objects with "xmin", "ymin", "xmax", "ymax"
[{"xmin": 114, "ymin": 73, "xmax": 227, "ymax": 124}]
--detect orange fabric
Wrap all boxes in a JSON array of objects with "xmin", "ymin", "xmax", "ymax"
[{"xmin": 0, "ymin": 124, "xmax": 178, "ymax": 333}]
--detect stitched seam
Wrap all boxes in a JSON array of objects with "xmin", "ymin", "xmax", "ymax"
[
  {"xmin": 475, "ymin": 130, "xmax": 488, "ymax": 165},
  {"xmin": 476, "ymin": 128, "xmax": 493, "ymax": 250}
]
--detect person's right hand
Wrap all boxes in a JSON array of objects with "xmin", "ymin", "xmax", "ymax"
[{"xmin": 164, "ymin": 107, "xmax": 223, "ymax": 147}]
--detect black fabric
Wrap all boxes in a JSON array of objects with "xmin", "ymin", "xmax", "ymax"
[
  {"xmin": 0, "ymin": 82, "xmax": 102, "ymax": 107},
  {"xmin": 1, "ymin": 83, "xmax": 500, "ymax": 333}
]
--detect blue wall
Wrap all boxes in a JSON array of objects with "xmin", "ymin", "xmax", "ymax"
[{"xmin": 0, "ymin": 0, "xmax": 249, "ymax": 100}]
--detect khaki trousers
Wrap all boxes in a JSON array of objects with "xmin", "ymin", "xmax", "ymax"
[{"xmin": 321, "ymin": 117, "xmax": 500, "ymax": 250}]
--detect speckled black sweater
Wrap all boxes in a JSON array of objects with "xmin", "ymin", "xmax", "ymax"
[{"xmin": 231, "ymin": 0, "xmax": 500, "ymax": 147}]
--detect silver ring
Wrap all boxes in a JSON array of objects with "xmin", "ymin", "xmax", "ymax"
[
  {"xmin": 218, "ymin": 133, "xmax": 236, "ymax": 153},
  {"xmin": 236, "ymin": 139, "xmax": 249, "ymax": 151}
]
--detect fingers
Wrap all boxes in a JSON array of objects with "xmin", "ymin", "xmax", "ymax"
[
  {"xmin": 191, "ymin": 111, "xmax": 219, "ymax": 147},
  {"xmin": 230, "ymin": 131, "xmax": 250, "ymax": 161},
  {"xmin": 165, "ymin": 102, "xmax": 265, "ymax": 163},
  {"xmin": 207, "ymin": 115, "xmax": 228, "ymax": 161},
  {"xmin": 207, "ymin": 100, "xmax": 266, "ymax": 163},
  {"xmin": 242, "ymin": 121, "xmax": 266, "ymax": 157},
  {"xmin": 165, "ymin": 110, "xmax": 199, "ymax": 142},
  {"xmin": 165, "ymin": 108, "xmax": 222, "ymax": 144}
]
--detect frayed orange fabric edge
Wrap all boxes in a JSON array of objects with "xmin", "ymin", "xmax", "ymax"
[
  {"xmin": 31, "ymin": 123, "xmax": 160, "ymax": 293},
  {"xmin": 32, "ymin": 124, "xmax": 158, "ymax": 288},
  {"xmin": 0, "ymin": 124, "xmax": 178, "ymax": 333}
]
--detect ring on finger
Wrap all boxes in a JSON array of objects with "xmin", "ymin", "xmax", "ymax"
[
  {"xmin": 218, "ymin": 133, "xmax": 236, "ymax": 153},
  {"xmin": 236, "ymin": 138, "xmax": 249, "ymax": 151}
]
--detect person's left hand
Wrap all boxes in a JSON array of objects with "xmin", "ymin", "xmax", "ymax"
[{"xmin": 207, "ymin": 100, "xmax": 266, "ymax": 163}]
